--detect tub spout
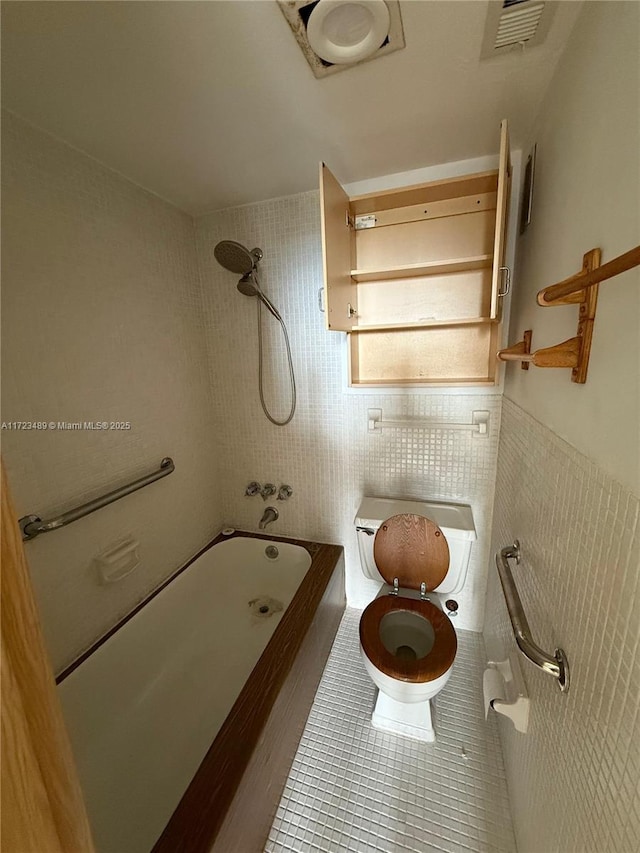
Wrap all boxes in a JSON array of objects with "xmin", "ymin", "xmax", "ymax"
[{"xmin": 259, "ymin": 506, "xmax": 279, "ymax": 530}]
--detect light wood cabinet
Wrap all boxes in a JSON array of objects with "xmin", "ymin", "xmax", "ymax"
[{"xmin": 320, "ymin": 120, "xmax": 511, "ymax": 386}]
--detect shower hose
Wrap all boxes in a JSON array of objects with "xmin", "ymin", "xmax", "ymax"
[{"xmin": 256, "ymin": 298, "xmax": 296, "ymax": 426}]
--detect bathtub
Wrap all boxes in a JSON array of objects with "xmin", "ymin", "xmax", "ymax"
[{"xmin": 58, "ymin": 532, "xmax": 345, "ymax": 853}]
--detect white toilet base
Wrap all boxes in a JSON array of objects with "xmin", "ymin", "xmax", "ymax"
[{"xmin": 371, "ymin": 690, "xmax": 436, "ymax": 742}]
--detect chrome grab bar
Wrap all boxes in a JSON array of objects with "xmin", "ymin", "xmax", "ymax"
[
  {"xmin": 496, "ymin": 541, "xmax": 569, "ymax": 692},
  {"xmin": 19, "ymin": 457, "xmax": 174, "ymax": 541}
]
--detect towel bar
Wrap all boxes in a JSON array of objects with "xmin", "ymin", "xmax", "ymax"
[{"xmin": 368, "ymin": 408, "xmax": 490, "ymax": 436}]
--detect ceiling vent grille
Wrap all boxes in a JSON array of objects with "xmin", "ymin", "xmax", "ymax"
[
  {"xmin": 481, "ymin": 0, "xmax": 556, "ymax": 59},
  {"xmin": 495, "ymin": 2, "xmax": 545, "ymax": 48}
]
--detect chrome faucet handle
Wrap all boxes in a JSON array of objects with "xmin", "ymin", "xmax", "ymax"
[
  {"xmin": 261, "ymin": 483, "xmax": 276, "ymax": 500},
  {"xmin": 245, "ymin": 482, "xmax": 262, "ymax": 497},
  {"xmin": 277, "ymin": 485, "xmax": 293, "ymax": 501}
]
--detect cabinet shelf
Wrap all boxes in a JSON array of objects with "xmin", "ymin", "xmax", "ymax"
[
  {"xmin": 351, "ymin": 317, "xmax": 497, "ymax": 332},
  {"xmin": 350, "ymin": 255, "xmax": 493, "ymax": 283},
  {"xmin": 320, "ymin": 119, "xmax": 511, "ymax": 386}
]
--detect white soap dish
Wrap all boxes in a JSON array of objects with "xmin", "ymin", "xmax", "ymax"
[{"xmin": 95, "ymin": 536, "xmax": 140, "ymax": 584}]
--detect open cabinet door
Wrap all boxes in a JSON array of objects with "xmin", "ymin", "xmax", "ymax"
[
  {"xmin": 490, "ymin": 120, "xmax": 512, "ymax": 319},
  {"xmin": 1, "ymin": 459, "xmax": 95, "ymax": 853},
  {"xmin": 319, "ymin": 163, "xmax": 357, "ymax": 331}
]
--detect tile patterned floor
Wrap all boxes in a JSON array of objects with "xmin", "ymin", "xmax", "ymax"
[{"xmin": 266, "ymin": 608, "xmax": 516, "ymax": 853}]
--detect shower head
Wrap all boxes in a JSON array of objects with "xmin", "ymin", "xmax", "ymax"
[
  {"xmin": 237, "ymin": 272, "xmax": 282, "ymax": 322},
  {"xmin": 215, "ymin": 239, "xmax": 295, "ymax": 427},
  {"xmin": 214, "ymin": 240, "xmax": 263, "ymax": 275},
  {"xmin": 237, "ymin": 273, "xmax": 260, "ymax": 298},
  {"xmin": 215, "ymin": 238, "xmax": 281, "ymax": 321}
]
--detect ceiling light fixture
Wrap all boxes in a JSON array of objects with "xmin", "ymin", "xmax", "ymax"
[
  {"xmin": 306, "ymin": 0, "xmax": 391, "ymax": 65},
  {"xmin": 277, "ymin": 0, "xmax": 404, "ymax": 79}
]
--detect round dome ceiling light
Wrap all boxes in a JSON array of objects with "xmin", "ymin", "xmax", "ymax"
[{"xmin": 306, "ymin": 0, "xmax": 391, "ymax": 66}]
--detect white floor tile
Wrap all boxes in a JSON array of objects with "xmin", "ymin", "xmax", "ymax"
[{"xmin": 266, "ymin": 608, "xmax": 516, "ymax": 853}]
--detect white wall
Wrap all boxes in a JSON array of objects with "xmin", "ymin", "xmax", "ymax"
[
  {"xmin": 486, "ymin": 400, "xmax": 639, "ymax": 853},
  {"xmin": 2, "ymin": 113, "xmax": 508, "ymax": 671},
  {"xmin": 195, "ymin": 189, "xmax": 502, "ymax": 630},
  {"xmin": 1, "ymin": 113, "xmax": 221, "ymax": 671},
  {"xmin": 485, "ymin": 4, "xmax": 640, "ymax": 851},
  {"xmin": 504, "ymin": 0, "xmax": 640, "ymax": 496}
]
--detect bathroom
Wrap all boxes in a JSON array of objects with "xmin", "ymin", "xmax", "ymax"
[{"xmin": 1, "ymin": 1, "xmax": 638, "ymax": 852}]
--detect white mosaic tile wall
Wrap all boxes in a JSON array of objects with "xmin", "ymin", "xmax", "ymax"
[
  {"xmin": 1, "ymin": 113, "xmax": 222, "ymax": 671},
  {"xmin": 195, "ymin": 192, "xmax": 502, "ymax": 630},
  {"xmin": 484, "ymin": 398, "xmax": 640, "ymax": 853},
  {"xmin": 2, "ymin": 116, "xmax": 501, "ymax": 669},
  {"xmin": 267, "ymin": 608, "xmax": 516, "ymax": 853}
]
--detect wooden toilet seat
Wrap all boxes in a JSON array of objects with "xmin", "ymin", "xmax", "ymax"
[
  {"xmin": 359, "ymin": 596, "xmax": 457, "ymax": 683},
  {"xmin": 359, "ymin": 512, "xmax": 457, "ymax": 683}
]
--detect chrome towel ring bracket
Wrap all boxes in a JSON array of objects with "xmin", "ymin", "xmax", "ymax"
[{"xmin": 496, "ymin": 540, "xmax": 569, "ymax": 693}]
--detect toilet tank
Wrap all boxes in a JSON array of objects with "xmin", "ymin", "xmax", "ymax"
[{"xmin": 355, "ymin": 497, "xmax": 476, "ymax": 594}]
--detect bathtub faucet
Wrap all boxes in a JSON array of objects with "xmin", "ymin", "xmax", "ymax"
[{"xmin": 259, "ymin": 506, "xmax": 279, "ymax": 530}]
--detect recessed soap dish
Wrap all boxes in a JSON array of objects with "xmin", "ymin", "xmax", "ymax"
[{"xmin": 94, "ymin": 535, "xmax": 140, "ymax": 584}]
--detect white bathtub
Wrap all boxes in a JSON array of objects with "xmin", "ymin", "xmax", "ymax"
[{"xmin": 58, "ymin": 534, "xmax": 321, "ymax": 853}]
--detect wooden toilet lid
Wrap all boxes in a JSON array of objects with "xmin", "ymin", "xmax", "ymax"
[{"xmin": 374, "ymin": 514, "xmax": 450, "ymax": 591}]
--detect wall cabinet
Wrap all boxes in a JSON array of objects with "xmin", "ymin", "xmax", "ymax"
[{"xmin": 320, "ymin": 120, "xmax": 511, "ymax": 387}]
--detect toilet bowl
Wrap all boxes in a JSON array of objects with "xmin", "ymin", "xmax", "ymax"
[{"xmin": 355, "ymin": 498, "xmax": 476, "ymax": 741}]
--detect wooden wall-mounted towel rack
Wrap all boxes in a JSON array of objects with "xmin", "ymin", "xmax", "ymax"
[
  {"xmin": 536, "ymin": 245, "xmax": 640, "ymax": 305},
  {"xmin": 498, "ymin": 329, "xmax": 583, "ymax": 371},
  {"xmin": 498, "ymin": 245, "xmax": 640, "ymax": 383}
]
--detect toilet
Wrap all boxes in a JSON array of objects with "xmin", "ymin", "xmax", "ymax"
[{"xmin": 356, "ymin": 497, "xmax": 476, "ymax": 742}]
